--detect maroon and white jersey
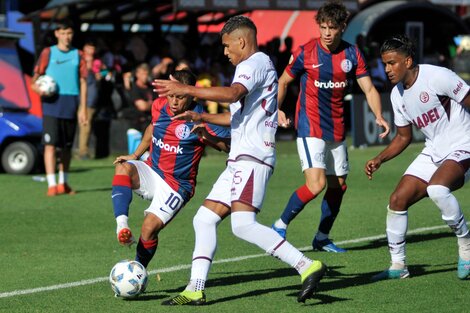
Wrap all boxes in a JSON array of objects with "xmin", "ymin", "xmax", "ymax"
[
  {"xmin": 391, "ymin": 64, "xmax": 470, "ymax": 162},
  {"xmin": 229, "ymin": 52, "xmax": 278, "ymax": 168}
]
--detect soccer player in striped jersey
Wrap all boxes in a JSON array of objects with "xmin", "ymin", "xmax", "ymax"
[
  {"xmin": 154, "ymin": 15, "xmax": 326, "ymax": 305},
  {"xmin": 366, "ymin": 35, "xmax": 470, "ymax": 280},
  {"xmin": 272, "ymin": 0, "xmax": 390, "ymax": 252},
  {"xmin": 111, "ymin": 69, "xmax": 230, "ymax": 269}
]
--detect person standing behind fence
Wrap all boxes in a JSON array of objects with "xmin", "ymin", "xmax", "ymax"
[
  {"xmin": 77, "ymin": 39, "xmax": 102, "ymax": 160},
  {"xmin": 32, "ymin": 20, "xmax": 87, "ymax": 196}
]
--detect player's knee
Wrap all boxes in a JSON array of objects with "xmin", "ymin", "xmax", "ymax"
[
  {"xmin": 305, "ymin": 181, "xmax": 326, "ymax": 195},
  {"xmin": 115, "ymin": 162, "xmax": 132, "ymax": 175},
  {"xmin": 193, "ymin": 206, "xmax": 221, "ymax": 229},
  {"xmin": 231, "ymin": 214, "xmax": 256, "ymax": 240},
  {"xmin": 427, "ymin": 184, "xmax": 450, "ymax": 203},
  {"xmin": 389, "ymin": 192, "xmax": 408, "ymax": 211}
]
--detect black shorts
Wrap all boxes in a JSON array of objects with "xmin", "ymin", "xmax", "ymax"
[{"xmin": 42, "ymin": 115, "xmax": 77, "ymax": 148}]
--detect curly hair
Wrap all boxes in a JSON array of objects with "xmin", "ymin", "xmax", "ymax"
[{"xmin": 315, "ymin": 0, "xmax": 349, "ymax": 27}]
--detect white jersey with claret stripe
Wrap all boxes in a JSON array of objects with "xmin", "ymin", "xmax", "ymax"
[
  {"xmin": 391, "ymin": 64, "xmax": 470, "ymax": 162},
  {"xmin": 228, "ymin": 52, "xmax": 278, "ymax": 168}
]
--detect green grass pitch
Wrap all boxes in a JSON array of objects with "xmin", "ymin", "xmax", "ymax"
[{"xmin": 0, "ymin": 140, "xmax": 468, "ymax": 312}]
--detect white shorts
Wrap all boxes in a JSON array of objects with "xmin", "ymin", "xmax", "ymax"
[
  {"xmin": 206, "ymin": 159, "xmax": 273, "ymax": 210},
  {"xmin": 296, "ymin": 137, "xmax": 349, "ymax": 176},
  {"xmin": 404, "ymin": 151, "xmax": 470, "ymax": 183},
  {"xmin": 129, "ymin": 160, "xmax": 185, "ymax": 224}
]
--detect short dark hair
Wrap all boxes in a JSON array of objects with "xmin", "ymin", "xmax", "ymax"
[
  {"xmin": 380, "ymin": 34, "xmax": 416, "ymax": 60},
  {"xmin": 221, "ymin": 15, "xmax": 257, "ymax": 37},
  {"xmin": 55, "ymin": 19, "xmax": 74, "ymax": 31},
  {"xmin": 315, "ymin": 0, "xmax": 349, "ymax": 27},
  {"xmin": 172, "ymin": 69, "xmax": 196, "ymax": 86}
]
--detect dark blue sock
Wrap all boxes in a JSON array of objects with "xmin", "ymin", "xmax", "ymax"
[
  {"xmin": 280, "ymin": 185, "xmax": 316, "ymax": 224},
  {"xmin": 112, "ymin": 175, "xmax": 132, "ymax": 218},
  {"xmin": 318, "ymin": 185, "xmax": 347, "ymax": 235},
  {"xmin": 136, "ymin": 237, "xmax": 158, "ymax": 268}
]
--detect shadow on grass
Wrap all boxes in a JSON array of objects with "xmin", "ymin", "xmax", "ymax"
[
  {"xmin": 157, "ymin": 231, "xmax": 458, "ymax": 305},
  {"xmin": 159, "ymin": 260, "xmax": 458, "ymax": 306}
]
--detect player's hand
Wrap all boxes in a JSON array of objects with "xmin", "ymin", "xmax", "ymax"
[
  {"xmin": 78, "ymin": 108, "xmax": 88, "ymax": 126},
  {"xmin": 278, "ymin": 110, "xmax": 291, "ymax": 128},
  {"xmin": 191, "ymin": 122, "xmax": 206, "ymax": 136},
  {"xmin": 172, "ymin": 110, "xmax": 202, "ymax": 123},
  {"xmin": 113, "ymin": 154, "xmax": 137, "ymax": 165},
  {"xmin": 376, "ymin": 116, "xmax": 390, "ymax": 139},
  {"xmin": 152, "ymin": 78, "xmax": 186, "ymax": 97},
  {"xmin": 364, "ymin": 158, "xmax": 382, "ymax": 180}
]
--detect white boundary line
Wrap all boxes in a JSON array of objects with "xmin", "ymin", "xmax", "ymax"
[{"xmin": 0, "ymin": 223, "xmax": 450, "ymax": 299}]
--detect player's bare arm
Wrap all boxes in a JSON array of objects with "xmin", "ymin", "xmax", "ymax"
[
  {"xmin": 365, "ymin": 125, "xmax": 412, "ymax": 180},
  {"xmin": 173, "ymin": 111, "xmax": 231, "ymax": 127},
  {"xmin": 153, "ymin": 78, "xmax": 247, "ymax": 104},
  {"xmin": 194, "ymin": 124, "xmax": 231, "ymax": 153},
  {"xmin": 278, "ymin": 70, "xmax": 295, "ymax": 128},
  {"xmin": 78, "ymin": 76, "xmax": 88, "ymax": 125},
  {"xmin": 113, "ymin": 124, "xmax": 153, "ymax": 164},
  {"xmin": 357, "ymin": 75, "xmax": 390, "ymax": 138}
]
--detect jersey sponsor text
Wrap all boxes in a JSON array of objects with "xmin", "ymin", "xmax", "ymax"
[
  {"xmin": 314, "ymin": 80, "xmax": 347, "ymax": 89},
  {"xmin": 152, "ymin": 137, "xmax": 183, "ymax": 154},
  {"xmin": 411, "ymin": 107, "xmax": 440, "ymax": 129}
]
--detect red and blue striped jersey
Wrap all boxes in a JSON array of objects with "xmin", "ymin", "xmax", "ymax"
[
  {"xmin": 286, "ymin": 38, "xmax": 369, "ymax": 142},
  {"xmin": 145, "ymin": 98, "xmax": 230, "ymax": 202}
]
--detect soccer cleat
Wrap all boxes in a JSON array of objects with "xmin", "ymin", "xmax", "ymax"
[
  {"xmin": 47, "ymin": 186, "xmax": 57, "ymax": 197},
  {"xmin": 117, "ymin": 226, "xmax": 135, "ymax": 247},
  {"xmin": 298, "ymin": 260, "xmax": 327, "ymax": 303},
  {"xmin": 57, "ymin": 183, "xmax": 76, "ymax": 195},
  {"xmin": 371, "ymin": 267, "xmax": 410, "ymax": 281},
  {"xmin": 161, "ymin": 290, "xmax": 206, "ymax": 306},
  {"xmin": 312, "ymin": 238, "xmax": 347, "ymax": 253},
  {"xmin": 271, "ymin": 224, "xmax": 287, "ymax": 239},
  {"xmin": 457, "ymin": 257, "xmax": 470, "ymax": 279}
]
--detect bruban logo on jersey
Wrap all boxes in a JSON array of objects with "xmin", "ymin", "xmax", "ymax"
[
  {"xmin": 152, "ymin": 137, "xmax": 183, "ymax": 154},
  {"xmin": 412, "ymin": 107, "xmax": 440, "ymax": 129},
  {"xmin": 238, "ymin": 74, "xmax": 251, "ymax": 80},
  {"xmin": 453, "ymin": 81, "xmax": 464, "ymax": 95},
  {"xmin": 314, "ymin": 80, "xmax": 347, "ymax": 89}
]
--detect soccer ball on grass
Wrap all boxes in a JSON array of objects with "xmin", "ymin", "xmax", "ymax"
[
  {"xmin": 109, "ymin": 260, "xmax": 148, "ymax": 298},
  {"xmin": 35, "ymin": 75, "xmax": 57, "ymax": 97}
]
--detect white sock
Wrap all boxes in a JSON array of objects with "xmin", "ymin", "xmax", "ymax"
[
  {"xmin": 390, "ymin": 262, "xmax": 406, "ymax": 270},
  {"xmin": 458, "ymin": 234, "xmax": 470, "ymax": 261},
  {"xmin": 187, "ymin": 206, "xmax": 221, "ymax": 290},
  {"xmin": 386, "ymin": 206, "xmax": 408, "ymax": 265},
  {"xmin": 46, "ymin": 174, "xmax": 57, "ymax": 187},
  {"xmin": 186, "ymin": 278, "xmax": 206, "ymax": 292},
  {"xmin": 274, "ymin": 219, "xmax": 287, "ymax": 229},
  {"xmin": 116, "ymin": 215, "xmax": 129, "ymax": 232},
  {"xmin": 231, "ymin": 211, "xmax": 312, "ymax": 272},
  {"xmin": 58, "ymin": 171, "xmax": 68, "ymax": 184},
  {"xmin": 427, "ymin": 185, "xmax": 469, "ymax": 237}
]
